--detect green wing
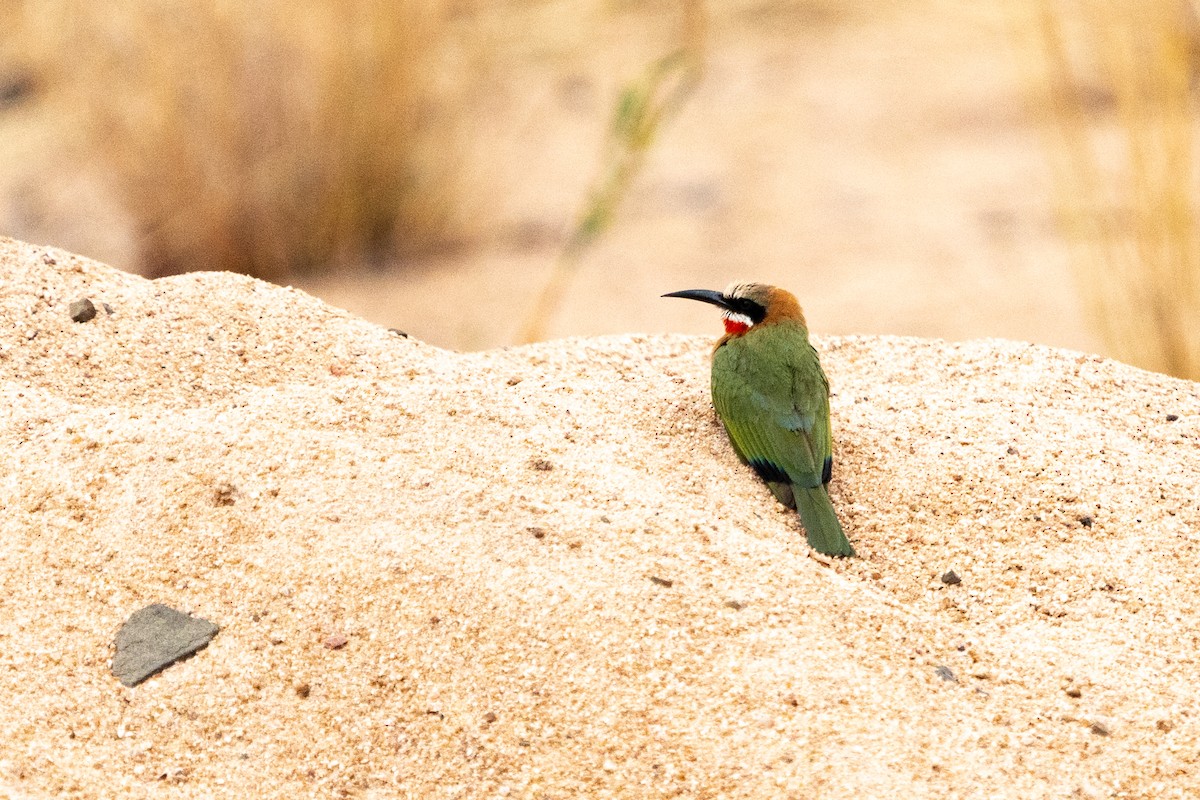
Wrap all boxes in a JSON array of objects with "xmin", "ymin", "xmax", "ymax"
[
  {"xmin": 711, "ymin": 324, "xmax": 851, "ymax": 556},
  {"xmin": 711, "ymin": 326, "xmax": 832, "ymax": 492}
]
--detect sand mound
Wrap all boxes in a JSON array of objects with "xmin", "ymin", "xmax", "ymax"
[{"xmin": 2, "ymin": 236, "xmax": 1199, "ymax": 798}]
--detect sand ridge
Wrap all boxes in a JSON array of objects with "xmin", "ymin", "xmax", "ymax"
[{"xmin": 2, "ymin": 236, "xmax": 1199, "ymax": 798}]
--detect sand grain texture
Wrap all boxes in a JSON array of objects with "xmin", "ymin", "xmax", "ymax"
[{"xmin": 2, "ymin": 237, "xmax": 1199, "ymax": 799}]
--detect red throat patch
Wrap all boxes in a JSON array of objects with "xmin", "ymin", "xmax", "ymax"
[{"xmin": 722, "ymin": 318, "xmax": 750, "ymax": 336}]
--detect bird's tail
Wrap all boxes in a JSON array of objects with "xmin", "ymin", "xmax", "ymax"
[{"xmin": 795, "ymin": 486, "xmax": 854, "ymax": 557}]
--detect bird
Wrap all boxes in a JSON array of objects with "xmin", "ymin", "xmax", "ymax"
[{"xmin": 663, "ymin": 282, "xmax": 854, "ymax": 557}]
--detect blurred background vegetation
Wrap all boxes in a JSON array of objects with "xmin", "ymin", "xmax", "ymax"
[
  {"xmin": 2, "ymin": 0, "xmax": 1200, "ymax": 378},
  {"xmin": 1016, "ymin": 0, "xmax": 1200, "ymax": 378}
]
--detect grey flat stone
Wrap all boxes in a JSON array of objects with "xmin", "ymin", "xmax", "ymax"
[{"xmin": 112, "ymin": 604, "xmax": 219, "ymax": 687}]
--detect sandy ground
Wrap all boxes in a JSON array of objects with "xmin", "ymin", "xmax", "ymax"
[{"xmin": 3, "ymin": 236, "xmax": 1199, "ymax": 798}]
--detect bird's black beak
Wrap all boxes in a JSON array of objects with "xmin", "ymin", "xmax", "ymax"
[{"xmin": 661, "ymin": 289, "xmax": 732, "ymax": 311}]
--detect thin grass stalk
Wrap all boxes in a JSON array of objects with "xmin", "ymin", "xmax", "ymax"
[{"xmin": 516, "ymin": 0, "xmax": 706, "ymax": 344}]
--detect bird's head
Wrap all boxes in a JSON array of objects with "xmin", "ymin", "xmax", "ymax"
[{"xmin": 662, "ymin": 282, "xmax": 804, "ymax": 336}]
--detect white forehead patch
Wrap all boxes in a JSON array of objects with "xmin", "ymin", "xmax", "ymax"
[{"xmin": 724, "ymin": 282, "xmax": 758, "ymax": 300}]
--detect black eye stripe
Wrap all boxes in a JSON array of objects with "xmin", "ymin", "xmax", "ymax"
[{"xmin": 727, "ymin": 297, "xmax": 766, "ymax": 323}]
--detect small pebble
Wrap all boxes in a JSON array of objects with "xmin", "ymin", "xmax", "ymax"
[
  {"xmin": 1166, "ymin": 414, "xmax": 1179, "ymax": 422},
  {"xmin": 388, "ymin": 328, "xmax": 408, "ymax": 338},
  {"xmin": 1035, "ymin": 603, "xmax": 1067, "ymax": 618},
  {"xmin": 1079, "ymin": 515, "xmax": 1093, "ymax": 529},
  {"xmin": 323, "ymin": 633, "xmax": 348, "ymax": 650},
  {"xmin": 1090, "ymin": 720, "xmax": 1111, "ymax": 737},
  {"xmin": 295, "ymin": 682, "xmax": 311, "ymax": 698},
  {"xmin": 213, "ymin": 482, "xmax": 238, "ymax": 507},
  {"xmin": 934, "ymin": 665, "xmax": 957, "ymax": 683},
  {"xmin": 69, "ymin": 298, "xmax": 97, "ymax": 323},
  {"xmin": 649, "ymin": 576, "xmax": 673, "ymax": 588},
  {"xmin": 483, "ymin": 712, "xmax": 497, "ymax": 724},
  {"xmin": 1065, "ymin": 685, "xmax": 1082, "ymax": 698},
  {"xmin": 941, "ymin": 570, "xmax": 961, "ymax": 585},
  {"xmin": 530, "ymin": 458, "xmax": 553, "ymax": 471},
  {"xmin": 724, "ymin": 600, "xmax": 746, "ymax": 610},
  {"xmin": 527, "ymin": 526, "xmax": 548, "ymax": 539}
]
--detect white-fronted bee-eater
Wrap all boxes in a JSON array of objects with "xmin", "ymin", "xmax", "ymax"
[{"xmin": 664, "ymin": 282, "xmax": 854, "ymax": 557}]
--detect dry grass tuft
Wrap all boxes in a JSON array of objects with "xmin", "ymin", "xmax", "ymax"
[
  {"xmin": 22, "ymin": 0, "xmax": 469, "ymax": 280},
  {"xmin": 1015, "ymin": 0, "xmax": 1200, "ymax": 378}
]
